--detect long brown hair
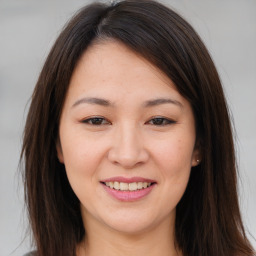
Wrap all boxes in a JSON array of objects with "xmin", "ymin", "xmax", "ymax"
[{"xmin": 21, "ymin": 1, "xmax": 255, "ymax": 255}]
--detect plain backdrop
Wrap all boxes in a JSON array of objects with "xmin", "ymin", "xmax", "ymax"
[{"xmin": 0, "ymin": 0, "xmax": 255, "ymax": 255}]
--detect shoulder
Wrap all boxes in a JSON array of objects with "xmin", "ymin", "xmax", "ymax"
[{"xmin": 23, "ymin": 251, "xmax": 37, "ymax": 256}]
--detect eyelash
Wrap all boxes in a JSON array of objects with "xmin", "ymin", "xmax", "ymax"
[
  {"xmin": 81, "ymin": 117, "xmax": 110, "ymax": 125},
  {"xmin": 146, "ymin": 117, "xmax": 176, "ymax": 126},
  {"xmin": 81, "ymin": 116, "xmax": 176, "ymax": 126}
]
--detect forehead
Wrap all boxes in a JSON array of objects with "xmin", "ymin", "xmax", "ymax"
[
  {"xmin": 66, "ymin": 40, "xmax": 186, "ymax": 107},
  {"xmin": 75, "ymin": 41, "xmax": 170, "ymax": 80}
]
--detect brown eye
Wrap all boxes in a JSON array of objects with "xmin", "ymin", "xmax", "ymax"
[
  {"xmin": 82, "ymin": 117, "xmax": 110, "ymax": 125},
  {"xmin": 148, "ymin": 117, "xmax": 175, "ymax": 126}
]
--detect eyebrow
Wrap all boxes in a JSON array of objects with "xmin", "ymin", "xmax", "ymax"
[
  {"xmin": 72, "ymin": 97, "xmax": 112, "ymax": 108},
  {"xmin": 72, "ymin": 97, "xmax": 183, "ymax": 108},
  {"xmin": 143, "ymin": 98, "xmax": 183, "ymax": 108}
]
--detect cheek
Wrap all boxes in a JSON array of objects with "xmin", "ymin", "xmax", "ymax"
[
  {"xmin": 154, "ymin": 138, "xmax": 194, "ymax": 209},
  {"xmin": 151, "ymin": 135, "xmax": 195, "ymax": 187},
  {"xmin": 155, "ymin": 137, "xmax": 194, "ymax": 167},
  {"xmin": 60, "ymin": 135, "xmax": 107, "ymax": 208},
  {"xmin": 60, "ymin": 129, "xmax": 106, "ymax": 181}
]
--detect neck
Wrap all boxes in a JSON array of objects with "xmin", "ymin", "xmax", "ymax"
[{"xmin": 77, "ymin": 213, "xmax": 181, "ymax": 256}]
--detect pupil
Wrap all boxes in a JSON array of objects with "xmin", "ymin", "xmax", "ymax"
[
  {"xmin": 93, "ymin": 118, "xmax": 102, "ymax": 124},
  {"xmin": 154, "ymin": 118, "xmax": 163, "ymax": 125}
]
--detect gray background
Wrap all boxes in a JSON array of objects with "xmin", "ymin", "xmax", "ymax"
[{"xmin": 0, "ymin": 0, "xmax": 255, "ymax": 255}]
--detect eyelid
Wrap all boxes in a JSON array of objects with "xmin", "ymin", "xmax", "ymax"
[
  {"xmin": 81, "ymin": 116, "xmax": 111, "ymax": 125},
  {"xmin": 146, "ymin": 116, "xmax": 176, "ymax": 126},
  {"xmin": 80, "ymin": 116, "xmax": 176, "ymax": 126}
]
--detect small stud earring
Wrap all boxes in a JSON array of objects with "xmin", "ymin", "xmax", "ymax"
[{"xmin": 196, "ymin": 159, "xmax": 200, "ymax": 164}]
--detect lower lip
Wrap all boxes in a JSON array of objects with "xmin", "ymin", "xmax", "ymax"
[{"xmin": 102, "ymin": 183, "xmax": 156, "ymax": 202}]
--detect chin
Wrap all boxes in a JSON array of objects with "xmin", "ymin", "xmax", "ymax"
[{"xmin": 100, "ymin": 210, "xmax": 166, "ymax": 235}]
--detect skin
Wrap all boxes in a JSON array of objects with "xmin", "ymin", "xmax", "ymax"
[{"xmin": 57, "ymin": 40, "xmax": 200, "ymax": 256}]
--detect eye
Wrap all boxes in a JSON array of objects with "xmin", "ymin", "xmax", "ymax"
[
  {"xmin": 147, "ymin": 117, "xmax": 176, "ymax": 126},
  {"xmin": 82, "ymin": 117, "xmax": 110, "ymax": 125}
]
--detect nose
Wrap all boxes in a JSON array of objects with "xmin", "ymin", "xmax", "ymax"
[{"xmin": 107, "ymin": 123, "xmax": 149, "ymax": 169}]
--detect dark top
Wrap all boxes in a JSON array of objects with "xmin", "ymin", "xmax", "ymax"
[{"xmin": 23, "ymin": 252, "xmax": 37, "ymax": 256}]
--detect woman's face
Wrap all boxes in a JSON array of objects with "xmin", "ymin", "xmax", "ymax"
[{"xmin": 57, "ymin": 40, "xmax": 200, "ymax": 235}]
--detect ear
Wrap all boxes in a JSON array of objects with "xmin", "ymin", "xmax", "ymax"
[
  {"xmin": 191, "ymin": 139, "xmax": 202, "ymax": 167},
  {"xmin": 56, "ymin": 138, "xmax": 64, "ymax": 163}
]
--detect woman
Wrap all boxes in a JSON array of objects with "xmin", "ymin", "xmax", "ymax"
[{"xmin": 21, "ymin": 0, "xmax": 255, "ymax": 255}]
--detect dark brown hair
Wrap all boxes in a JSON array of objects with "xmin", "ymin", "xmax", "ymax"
[{"xmin": 21, "ymin": 0, "xmax": 255, "ymax": 255}]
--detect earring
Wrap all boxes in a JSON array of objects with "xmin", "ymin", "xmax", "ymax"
[{"xmin": 196, "ymin": 159, "xmax": 200, "ymax": 164}]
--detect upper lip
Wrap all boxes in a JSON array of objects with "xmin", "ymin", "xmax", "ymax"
[{"xmin": 101, "ymin": 176, "xmax": 156, "ymax": 183}]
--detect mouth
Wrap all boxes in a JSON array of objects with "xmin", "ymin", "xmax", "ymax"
[
  {"xmin": 100, "ymin": 177, "xmax": 157, "ymax": 201},
  {"xmin": 101, "ymin": 181, "xmax": 155, "ymax": 191}
]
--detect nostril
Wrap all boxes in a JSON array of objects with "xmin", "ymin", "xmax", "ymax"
[{"xmin": 107, "ymin": 146, "xmax": 149, "ymax": 169}]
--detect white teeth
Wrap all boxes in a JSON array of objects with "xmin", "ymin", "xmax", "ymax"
[
  {"xmin": 137, "ymin": 182, "xmax": 143, "ymax": 189},
  {"xmin": 114, "ymin": 181, "xmax": 120, "ymax": 190},
  {"xmin": 106, "ymin": 182, "xmax": 114, "ymax": 188},
  {"xmin": 143, "ymin": 182, "xmax": 148, "ymax": 189},
  {"xmin": 129, "ymin": 182, "xmax": 137, "ymax": 191},
  {"xmin": 120, "ymin": 182, "xmax": 129, "ymax": 190},
  {"xmin": 109, "ymin": 181, "xmax": 114, "ymax": 189},
  {"xmin": 104, "ymin": 181, "xmax": 152, "ymax": 191}
]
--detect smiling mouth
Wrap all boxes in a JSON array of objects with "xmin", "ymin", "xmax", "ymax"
[{"xmin": 101, "ymin": 181, "xmax": 155, "ymax": 191}]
